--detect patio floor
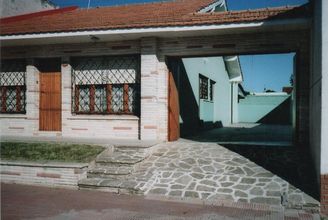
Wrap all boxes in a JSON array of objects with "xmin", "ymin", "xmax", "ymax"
[{"xmin": 114, "ymin": 140, "xmax": 319, "ymax": 209}]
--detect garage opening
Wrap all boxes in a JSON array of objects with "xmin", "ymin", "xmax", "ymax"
[{"xmin": 167, "ymin": 53, "xmax": 318, "ymax": 199}]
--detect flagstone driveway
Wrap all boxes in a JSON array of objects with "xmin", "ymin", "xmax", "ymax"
[{"xmin": 124, "ymin": 140, "xmax": 319, "ymax": 209}]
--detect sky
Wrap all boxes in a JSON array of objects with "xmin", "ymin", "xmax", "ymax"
[
  {"xmin": 239, "ymin": 54, "xmax": 294, "ymax": 92},
  {"xmin": 51, "ymin": 0, "xmax": 306, "ymax": 93},
  {"xmin": 51, "ymin": 0, "xmax": 308, "ymax": 9}
]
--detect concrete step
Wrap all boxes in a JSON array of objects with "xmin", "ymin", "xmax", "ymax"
[
  {"xmin": 87, "ymin": 165, "xmax": 134, "ymax": 178},
  {"xmin": 95, "ymin": 147, "xmax": 149, "ymax": 165},
  {"xmin": 78, "ymin": 177, "xmax": 142, "ymax": 194}
]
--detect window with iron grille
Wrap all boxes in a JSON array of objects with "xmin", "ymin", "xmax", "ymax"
[
  {"xmin": 199, "ymin": 74, "xmax": 208, "ymax": 100},
  {"xmin": 209, "ymin": 80, "xmax": 216, "ymax": 101},
  {"xmin": 71, "ymin": 55, "xmax": 140, "ymax": 115},
  {"xmin": 0, "ymin": 59, "xmax": 26, "ymax": 114}
]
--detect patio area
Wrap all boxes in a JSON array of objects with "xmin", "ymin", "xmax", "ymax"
[{"xmin": 79, "ymin": 140, "xmax": 319, "ymax": 210}]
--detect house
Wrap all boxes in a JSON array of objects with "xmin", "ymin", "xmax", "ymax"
[
  {"xmin": 1, "ymin": 0, "xmax": 328, "ymax": 214},
  {"xmin": 0, "ymin": 0, "xmax": 57, "ymax": 18},
  {"xmin": 177, "ymin": 56, "xmax": 242, "ymax": 136}
]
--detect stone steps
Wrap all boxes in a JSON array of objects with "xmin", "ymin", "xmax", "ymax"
[
  {"xmin": 87, "ymin": 165, "xmax": 134, "ymax": 178},
  {"xmin": 78, "ymin": 177, "xmax": 142, "ymax": 194},
  {"xmin": 79, "ymin": 144, "xmax": 154, "ymax": 192}
]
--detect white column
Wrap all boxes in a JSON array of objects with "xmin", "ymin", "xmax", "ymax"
[{"xmin": 321, "ymin": 1, "xmax": 328, "ymax": 174}]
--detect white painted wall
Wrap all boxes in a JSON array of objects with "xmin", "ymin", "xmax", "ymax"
[
  {"xmin": 182, "ymin": 57, "xmax": 232, "ymax": 126},
  {"xmin": 321, "ymin": 0, "xmax": 328, "ymax": 174}
]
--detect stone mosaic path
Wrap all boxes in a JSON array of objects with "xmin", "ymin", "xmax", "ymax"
[{"xmin": 124, "ymin": 140, "xmax": 319, "ymax": 209}]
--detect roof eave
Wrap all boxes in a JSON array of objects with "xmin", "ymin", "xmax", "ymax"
[{"xmin": 0, "ymin": 18, "xmax": 310, "ymax": 47}]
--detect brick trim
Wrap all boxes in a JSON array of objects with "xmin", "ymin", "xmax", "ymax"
[
  {"xmin": 321, "ymin": 174, "xmax": 328, "ymax": 215},
  {"xmin": 37, "ymin": 172, "xmax": 61, "ymax": 179}
]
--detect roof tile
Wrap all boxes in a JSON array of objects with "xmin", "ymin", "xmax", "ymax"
[{"xmin": 0, "ymin": 0, "xmax": 309, "ymax": 36}]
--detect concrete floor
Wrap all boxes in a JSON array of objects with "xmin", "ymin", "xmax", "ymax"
[
  {"xmin": 1, "ymin": 183, "xmax": 321, "ymax": 220},
  {"xmin": 187, "ymin": 123, "xmax": 293, "ymax": 145}
]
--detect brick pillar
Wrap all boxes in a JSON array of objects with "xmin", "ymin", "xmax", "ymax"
[
  {"xmin": 321, "ymin": 175, "xmax": 328, "ymax": 215},
  {"xmin": 61, "ymin": 57, "xmax": 72, "ymax": 137},
  {"xmin": 140, "ymin": 37, "xmax": 168, "ymax": 141},
  {"xmin": 26, "ymin": 59, "xmax": 40, "ymax": 134}
]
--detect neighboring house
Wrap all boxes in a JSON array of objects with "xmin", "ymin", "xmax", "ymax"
[
  {"xmin": 0, "ymin": 0, "xmax": 57, "ymax": 18},
  {"xmin": 181, "ymin": 56, "xmax": 242, "ymax": 129},
  {"xmin": 1, "ymin": 0, "xmax": 328, "ymax": 214}
]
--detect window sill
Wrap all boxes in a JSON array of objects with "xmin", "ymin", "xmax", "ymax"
[
  {"xmin": 67, "ymin": 114, "xmax": 139, "ymax": 121},
  {"xmin": 200, "ymin": 99, "xmax": 214, "ymax": 103},
  {"xmin": 0, "ymin": 114, "xmax": 27, "ymax": 119}
]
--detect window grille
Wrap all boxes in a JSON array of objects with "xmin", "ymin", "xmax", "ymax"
[
  {"xmin": 0, "ymin": 59, "xmax": 26, "ymax": 113},
  {"xmin": 209, "ymin": 80, "xmax": 216, "ymax": 101},
  {"xmin": 199, "ymin": 74, "xmax": 208, "ymax": 100},
  {"xmin": 71, "ymin": 56, "xmax": 140, "ymax": 115}
]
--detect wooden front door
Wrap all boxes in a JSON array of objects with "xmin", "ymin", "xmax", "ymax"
[
  {"xmin": 168, "ymin": 71, "xmax": 180, "ymax": 141},
  {"xmin": 39, "ymin": 72, "xmax": 61, "ymax": 131}
]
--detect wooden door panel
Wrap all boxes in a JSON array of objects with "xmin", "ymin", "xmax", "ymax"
[
  {"xmin": 39, "ymin": 72, "xmax": 61, "ymax": 131},
  {"xmin": 168, "ymin": 71, "xmax": 180, "ymax": 141}
]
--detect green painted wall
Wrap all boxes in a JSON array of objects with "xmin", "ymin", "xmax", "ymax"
[
  {"xmin": 182, "ymin": 57, "xmax": 232, "ymax": 126},
  {"xmin": 238, "ymin": 94, "xmax": 291, "ymax": 123}
]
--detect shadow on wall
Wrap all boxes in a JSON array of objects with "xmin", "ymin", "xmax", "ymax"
[
  {"xmin": 257, "ymin": 96, "xmax": 292, "ymax": 125},
  {"xmin": 167, "ymin": 57, "xmax": 200, "ymax": 137}
]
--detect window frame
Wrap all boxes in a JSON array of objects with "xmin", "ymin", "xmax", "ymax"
[
  {"xmin": 0, "ymin": 59, "xmax": 27, "ymax": 114},
  {"xmin": 71, "ymin": 55, "xmax": 140, "ymax": 116},
  {"xmin": 199, "ymin": 74, "xmax": 209, "ymax": 100},
  {"xmin": 209, "ymin": 80, "xmax": 216, "ymax": 102}
]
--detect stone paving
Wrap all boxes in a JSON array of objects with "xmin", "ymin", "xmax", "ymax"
[{"xmin": 123, "ymin": 140, "xmax": 319, "ymax": 209}]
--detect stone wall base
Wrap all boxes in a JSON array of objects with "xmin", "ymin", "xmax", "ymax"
[{"xmin": 0, "ymin": 161, "xmax": 88, "ymax": 188}]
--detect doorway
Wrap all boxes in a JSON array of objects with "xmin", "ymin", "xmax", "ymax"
[{"xmin": 37, "ymin": 58, "xmax": 62, "ymax": 131}]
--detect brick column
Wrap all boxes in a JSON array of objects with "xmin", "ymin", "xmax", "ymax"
[
  {"xmin": 140, "ymin": 37, "xmax": 168, "ymax": 141},
  {"xmin": 321, "ymin": 175, "xmax": 328, "ymax": 215},
  {"xmin": 26, "ymin": 60, "xmax": 40, "ymax": 134},
  {"xmin": 61, "ymin": 57, "xmax": 72, "ymax": 136}
]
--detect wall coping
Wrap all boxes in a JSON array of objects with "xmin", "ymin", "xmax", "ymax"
[
  {"xmin": 0, "ymin": 114, "xmax": 27, "ymax": 119},
  {"xmin": 0, "ymin": 160, "xmax": 89, "ymax": 169},
  {"xmin": 67, "ymin": 115, "xmax": 139, "ymax": 121}
]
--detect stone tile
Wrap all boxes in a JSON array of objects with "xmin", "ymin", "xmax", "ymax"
[
  {"xmin": 235, "ymin": 190, "xmax": 248, "ymax": 198},
  {"xmin": 217, "ymin": 188, "xmax": 233, "ymax": 193},
  {"xmin": 265, "ymin": 182, "xmax": 281, "ymax": 191},
  {"xmin": 190, "ymin": 173, "xmax": 204, "ymax": 179},
  {"xmin": 221, "ymin": 182, "xmax": 234, "ymax": 187},
  {"xmin": 233, "ymin": 184, "xmax": 252, "ymax": 190},
  {"xmin": 266, "ymin": 191, "xmax": 281, "ymax": 197},
  {"xmin": 171, "ymin": 184, "xmax": 185, "ymax": 190},
  {"xmin": 250, "ymin": 197, "xmax": 281, "ymax": 205},
  {"xmin": 240, "ymin": 177, "xmax": 256, "ymax": 184},
  {"xmin": 169, "ymin": 190, "xmax": 183, "ymax": 197},
  {"xmin": 184, "ymin": 191, "xmax": 199, "ymax": 198},
  {"xmin": 175, "ymin": 175, "xmax": 192, "ymax": 185},
  {"xmin": 199, "ymin": 180, "xmax": 217, "ymax": 187},
  {"xmin": 149, "ymin": 188, "xmax": 167, "ymax": 195},
  {"xmin": 196, "ymin": 185, "xmax": 216, "ymax": 192},
  {"xmin": 250, "ymin": 187, "xmax": 264, "ymax": 196}
]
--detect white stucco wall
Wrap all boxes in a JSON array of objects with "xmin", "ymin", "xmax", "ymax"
[
  {"xmin": 321, "ymin": 0, "xmax": 328, "ymax": 174},
  {"xmin": 182, "ymin": 57, "xmax": 232, "ymax": 126}
]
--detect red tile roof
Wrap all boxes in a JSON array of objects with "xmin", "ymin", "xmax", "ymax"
[{"xmin": 0, "ymin": 0, "xmax": 309, "ymax": 36}]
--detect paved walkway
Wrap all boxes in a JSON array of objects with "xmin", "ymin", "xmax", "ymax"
[
  {"xmin": 117, "ymin": 140, "xmax": 319, "ymax": 209},
  {"xmin": 1, "ymin": 183, "xmax": 321, "ymax": 220},
  {"xmin": 187, "ymin": 124, "xmax": 293, "ymax": 144}
]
